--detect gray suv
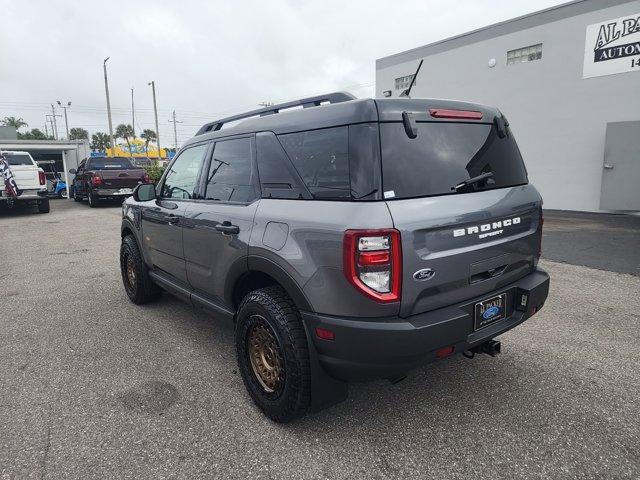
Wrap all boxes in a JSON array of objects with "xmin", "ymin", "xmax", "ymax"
[{"xmin": 120, "ymin": 92, "xmax": 549, "ymax": 422}]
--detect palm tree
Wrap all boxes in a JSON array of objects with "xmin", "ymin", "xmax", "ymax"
[
  {"xmin": 115, "ymin": 124, "xmax": 135, "ymax": 156},
  {"xmin": 140, "ymin": 129, "xmax": 157, "ymax": 158},
  {"xmin": 69, "ymin": 128, "xmax": 89, "ymax": 140},
  {"xmin": 90, "ymin": 132, "xmax": 111, "ymax": 152},
  {"xmin": 1, "ymin": 116, "xmax": 28, "ymax": 130}
]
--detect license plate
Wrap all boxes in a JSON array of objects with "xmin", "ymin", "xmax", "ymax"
[
  {"xmin": 474, "ymin": 293, "xmax": 507, "ymax": 330},
  {"xmin": 117, "ymin": 188, "xmax": 133, "ymax": 195}
]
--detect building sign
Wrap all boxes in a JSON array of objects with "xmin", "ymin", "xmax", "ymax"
[{"xmin": 583, "ymin": 13, "xmax": 640, "ymax": 78}]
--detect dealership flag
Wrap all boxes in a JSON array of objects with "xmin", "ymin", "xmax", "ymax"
[{"xmin": 0, "ymin": 151, "xmax": 21, "ymax": 197}]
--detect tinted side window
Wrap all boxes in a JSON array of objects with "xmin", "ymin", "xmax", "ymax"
[
  {"xmin": 278, "ymin": 126, "xmax": 350, "ymax": 199},
  {"xmin": 161, "ymin": 143, "xmax": 207, "ymax": 199},
  {"xmin": 205, "ymin": 137, "xmax": 256, "ymax": 203},
  {"xmin": 348, "ymin": 123, "xmax": 381, "ymax": 200},
  {"xmin": 255, "ymin": 132, "xmax": 311, "ymax": 200}
]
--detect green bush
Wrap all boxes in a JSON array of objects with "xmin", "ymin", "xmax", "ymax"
[{"xmin": 145, "ymin": 161, "xmax": 166, "ymax": 184}]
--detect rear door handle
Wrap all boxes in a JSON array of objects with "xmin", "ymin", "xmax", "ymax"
[
  {"xmin": 167, "ymin": 214, "xmax": 180, "ymax": 226},
  {"xmin": 215, "ymin": 222, "xmax": 239, "ymax": 234}
]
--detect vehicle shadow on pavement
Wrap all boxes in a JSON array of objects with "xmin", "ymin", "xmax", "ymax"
[
  {"xmin": 151, "ymin": 292, "xmax": 547, "ymax": 433},
  {"xmin": 0, "ymin": 204, "xmax": 46, "ymax": 217}
]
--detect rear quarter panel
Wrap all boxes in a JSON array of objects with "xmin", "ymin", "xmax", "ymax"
[{"xmin": 249, "ymin": 199, "xmax": 398, "ymax": 318}]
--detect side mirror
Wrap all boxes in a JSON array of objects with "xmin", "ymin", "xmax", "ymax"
[
  {"xmin": 68, "ymin": 168, "xmax": 77, "ymax": 174},
  {"xmin": 133, "ymin": 183, "xmax": 157, "ymax": 202}
]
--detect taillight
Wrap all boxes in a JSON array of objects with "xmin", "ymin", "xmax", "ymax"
[
  {"xmin": 343, "ymin": 229, "xmax": 401, "ymax": 303},
  {"xmin": 142, "ymin": 172, "xmax": 150, "ymax": 183},
  {"xmin": 38, "ymin": 170, "xmax": 46, "ymax": 185},
  {"xmin": 91, "ymin": 175, "xmax": 102, "ymax": 186}
]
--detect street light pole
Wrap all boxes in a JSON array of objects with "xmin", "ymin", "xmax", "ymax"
[
  {"xmin": 57, "ymin": 100, "xmax": 71, "ymax": 139},
  {"xmin": 103, "ymin": 57, "xmax": 115, "ymax": 152},
  {"xmin": 148, "ymin": 81, "xmax": 161, "ymax": 161}
]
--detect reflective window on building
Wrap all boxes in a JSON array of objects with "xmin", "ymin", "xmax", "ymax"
[
  {"xmin": 507, "ymin": 43, "xmax": 543, "ymax": 65},
  {"xmin": 394, "ymin": 74, "xmax": 416, "ymax": 90}
]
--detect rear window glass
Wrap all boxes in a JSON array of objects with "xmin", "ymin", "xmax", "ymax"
[
  {"xmin": 87, "ymin": 158, "xmax": 134, "ymax": 170},
  {"xmin": 5, "ymin": 154, "xmax": 33, "ymax": 166},
  {"xmin": 380, "ymin": 122, "xmax": 528, "ymax": 199},
  {"xmin": 278, "ymin": 127, "xmax": 350, "ymax": 199}
]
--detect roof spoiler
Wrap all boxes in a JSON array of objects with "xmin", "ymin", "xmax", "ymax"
[{"xmin": 195, "ymin": 91, "xmax": 356, "ymax": 135}]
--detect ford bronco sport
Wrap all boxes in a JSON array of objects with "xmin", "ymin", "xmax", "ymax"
[{"xmin": 120, "ymin": 92, "xmax": 549, "ymax": 422}]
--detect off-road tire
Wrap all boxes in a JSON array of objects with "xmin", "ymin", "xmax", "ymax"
[
  {"xmin": 37, "ymin": 199, "xmax": 50, "ymax": 214},
  {"xmin": 87, "ymin": 189, "xmax": 98, "ymax": 208},
  {"xmin": 235, "ymin": 286, "xmax": 311, "ymax": 423},
  {"xmin": 120, "ymin": 234, "xmax": 161, "ymax": 304}
]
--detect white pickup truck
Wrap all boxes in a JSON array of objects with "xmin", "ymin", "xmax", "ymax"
[{"xmin": 0, "ymin": 151, "xmax": 50, "ymax": 213}]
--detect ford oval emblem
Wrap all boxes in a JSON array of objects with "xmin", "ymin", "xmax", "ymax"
[
  {"xmin": 482, "ymin": 306, "xmax": 500, "ymax": 320},
  {"xmin": 413, "ymin": 268, "xmax": 435, "ymax": 281}
]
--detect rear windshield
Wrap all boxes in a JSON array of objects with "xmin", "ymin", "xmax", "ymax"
[
  {"xmin": 4, "ymin": 154, "xmax": 33, "ymax": 166},
  {"xmin": 380, "ymin": 122, "xmax": 528, "ymax": 199},
  {"xmin": 87, "ymin": 158, "xmax": 135, "ymax": 170}
]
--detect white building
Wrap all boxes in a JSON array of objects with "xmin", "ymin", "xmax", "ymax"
[{"xmin": 376, "ymin": 0, "xmax": 640, "ymax": 212}]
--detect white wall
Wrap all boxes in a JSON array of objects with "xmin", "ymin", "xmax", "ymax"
[{"xmin": 376, "ymin": 2, "xmax": 640, "ymax": 212}]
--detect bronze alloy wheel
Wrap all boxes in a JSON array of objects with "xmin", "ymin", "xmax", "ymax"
[
  {"xmin": 247, "ymin": 316, "xmax": 284, "ymax": 393},
  {"xmin": 126, "ymin": 255, "xmax": 136, "ymax": 287}
]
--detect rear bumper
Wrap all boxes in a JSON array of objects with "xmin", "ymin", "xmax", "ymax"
[
  {"xmin": 94, "ymin": 188, "xmax": 134, "ymax": 197},
  {"xmin": 302, "ymin": 268, "xmax": 549, "ymax": 382},
  {"xmin": 0, "ymin": 189, "xmax": 48, "ymax": 202}
]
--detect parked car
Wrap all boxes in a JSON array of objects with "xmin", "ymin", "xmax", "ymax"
[
  {"xmin": 0, "ymin": 151, "xmax": 49, "ymax": 213},
  {"xmin": 70, "ymin": 156, "xmax": 149, "ymax": 207},
  {"xmin": 119, "ymin": 93, "xmax": 549, "ymax": 422}
]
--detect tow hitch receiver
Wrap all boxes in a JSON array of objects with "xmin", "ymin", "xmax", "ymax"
[{"xmin": 463, "ymin": 339, "xmax": 502, "ymax": 359}]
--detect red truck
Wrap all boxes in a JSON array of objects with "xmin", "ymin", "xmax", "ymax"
[{"xmin": 70, "ymin": 157, "xmax": 149, "ymax": 207}]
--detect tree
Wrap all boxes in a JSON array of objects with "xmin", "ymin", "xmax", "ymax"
[
  {"xmin": 115, "ymin": 124, "xmax": 135, "ymax": 156},
  {"xmin": 17, "ymin": 129, "xmax": 52, "ymax": 140},
  {"xmin": 90, "ymin": 132, "xmax": 111, "ymax": 152},
  {"xmin": 1, "ymin": 116, "xmax": 28, "ymax": 130},
  {"xmin": 140, "ymin": 129, "xmax": 157, "ymax": 157},
  {"xmin": 69, "ymin": 127, "xmax": 89, "ymax": 140}
]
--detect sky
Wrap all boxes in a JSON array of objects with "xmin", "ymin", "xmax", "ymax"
[{"xmin": 0, "ymin": 0, "xmax": 568, "ymax": 147}]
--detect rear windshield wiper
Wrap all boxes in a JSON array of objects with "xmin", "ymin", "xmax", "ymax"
[{"xmin": 452, "ymin": 172, "xmax": 493, "ymax": 191}]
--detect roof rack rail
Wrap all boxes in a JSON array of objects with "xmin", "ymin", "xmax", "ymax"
[{"xmin": 195, "ymin": 91, "xmax": 356, "ymax": 136}]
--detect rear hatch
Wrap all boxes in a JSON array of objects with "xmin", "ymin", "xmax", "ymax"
[
  {"xmin": 378, "ymin": 101, "xmax": 542, "ymax": 318},
  {"xmin": 91, "ymin": 157, "xmax": 147, "ymax": 188},
  {"xmin": 4, "ymin": 153, "xmax": 41, "ymax": 190}
]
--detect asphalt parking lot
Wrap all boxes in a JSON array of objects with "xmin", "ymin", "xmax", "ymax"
[{"xmin": 1, "ymin": 200, "xmax": 639, "ymax": 479}]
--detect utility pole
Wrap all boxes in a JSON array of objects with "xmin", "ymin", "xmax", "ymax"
[
  {"xmin": 131, "ymin": 88, "xmax": 136, "ymax": 138},
  {"xmin": 50, "ymin": 104, "xmax": 60, "ymax": 140},
  {"xmin": 103, "ymin": 57, "xmax": 115, "ymax": 152},
  {"xmin": 168, "ymin": 110, "xmax": 183, "ymax": 150},
  {"xmin": 46, "ymin": 115, "xmax": 54, "ymax": 138},
  {"xmin": 57, "ymin": 100, "xmax": 71, "ymax": 139},
  {"xmin": 148, "ymin": 81, "xmax": 161, "ymax": 161}
]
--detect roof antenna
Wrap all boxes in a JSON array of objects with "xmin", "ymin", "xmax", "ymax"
[{"xmin": 399, "ymin": 59, "xmax": 423, "ymax": 98}]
